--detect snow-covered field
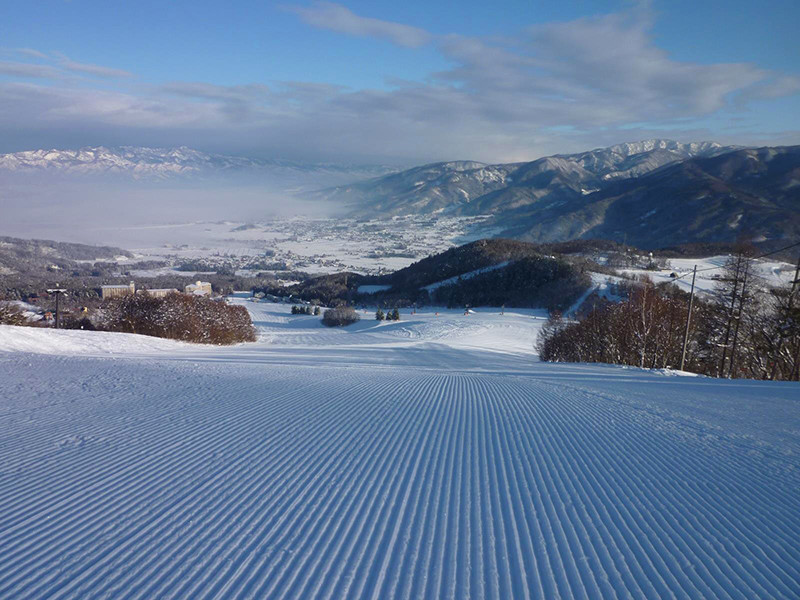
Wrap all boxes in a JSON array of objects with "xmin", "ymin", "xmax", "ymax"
[
  {"xmin": 1, "ymin": 301, "xmax": 799, "ymax": 599},
  {"xmin": 79, "ymin": 216, "xmax": 492, "ymax": 276},
  {"xmin": 621, "ymin": 255, "xmax": 797, "ymax": 295}
]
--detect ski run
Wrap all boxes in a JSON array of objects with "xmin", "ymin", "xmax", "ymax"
[{"xmin": 1, "ymin": 299, "xmax": 798, "ymax": 599}]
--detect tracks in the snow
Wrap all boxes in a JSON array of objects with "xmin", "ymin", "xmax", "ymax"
[{"xmin": 1, "ymin": 354, "xmax": 799, "ymax": 599}]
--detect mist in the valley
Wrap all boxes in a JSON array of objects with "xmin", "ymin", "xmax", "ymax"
[{"xmin": 0, "ymin": 172, "xmax": 342, "ymax": 247}]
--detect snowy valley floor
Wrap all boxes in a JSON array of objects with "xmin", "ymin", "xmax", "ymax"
[{"xmin": 1, "ymin": 301, "xmax": 799, "ymax": 599}]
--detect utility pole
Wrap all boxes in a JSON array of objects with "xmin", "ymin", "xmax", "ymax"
[
  {"xmin": 788, "ymin": 254, "xmax": 800, "ymax": 381},
  {"xmin": 679, "ymin": 265, "xmax": 697, "ymax": 372},
  {"xmin": 728, "ymin": 258, "xmax": 750, "ymax": 378},
  {"xmin": 790, "ymin": 254, "xmax": 800, "ymax": 304},
  {"xmin": 47, "ymin": 286, "xmax": 67, "ymax": 329},
  {"xmin": 718, "ymin": 253, "xmax": 743, "ymax": 377}
]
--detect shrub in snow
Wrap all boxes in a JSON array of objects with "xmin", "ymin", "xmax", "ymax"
[
  {"xmin": 0, "ymin": 301, "xmax": 28, "ymax": 325},
  {"xmin": 322, "ymin": 306, "xmax": 360, "ymax": 327},
  {"xmin": 536, "ymin": 267, "xmax": 800, "ymax": 381},
  {"xmin": 538, "ymin": 283, "xmax": 693, "ymax": 370},
  {"xmin": 102, "ymin": 293, "xmax": 256, "ymax": 344},
  {"xmin": 62, "ymin": 316, "xmax": 97, "ymax": 331},
  {"xmin": 375, "ymin": 309, "xmax": 385, "ymax": 321}
]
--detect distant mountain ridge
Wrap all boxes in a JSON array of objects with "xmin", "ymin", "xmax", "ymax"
[
  {"xmin": 0, "ymin": 145, "xmax": 399, "ymax": 188},
  {"xmin": 0, "ymin": 235, "xmax": 132, "ymax": 277},
  {"xmin": 310, "ymin": 139, "xmax": 735, "ymax": 215},
  {"xmin": 508, "ymin": 145, "xmax": 800, "ymax": 248},
  {"xmin": 309, "ymin": 140, "xmax": 800, "ymax": 248},
  {"xmin": 5, "ymin": 140, "xmax": 799, "ymax": 249},
  {"xmin": 559, "ymin": 140, "xmax": 728, "ymax": 181}
]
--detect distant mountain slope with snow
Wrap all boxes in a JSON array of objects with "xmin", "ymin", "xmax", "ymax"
[
  {"xmin": 304, "ymin": 160, "xmax": 516, "ymax": 215},
  {"xmin": 309, "ymin": 140, "xmax": 800, "ymax": 248},
  {"xmin": 0, "ymin": 145, "xmax": 399, "ymax": 188},
  {"xmin": 503, "ymin": 145, "xmax": 800, "ymax": 248},
  {"xmin": 0, "ymin": 235, "xmax": 133, "ymax": 277},
  {"xmin": 310, "ymin": 139, "xmax": 734, "ymax": 216}
]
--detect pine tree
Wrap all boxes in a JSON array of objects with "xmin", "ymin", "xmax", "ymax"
[
  {"xmin": 391, "ymin": 308, "xmax": 400, "ymax": 321},
  {"xmin": 376, "ymin": 309, "xmax": 385, "ymax": 320}
]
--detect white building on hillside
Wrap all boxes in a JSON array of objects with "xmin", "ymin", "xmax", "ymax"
[
  {"xmin": 143, "ymin": 288, "xmax": 179, "ymax": 298},
  {"xmin": 185, "ymin": 281, "xmax": 212, "ymax": 296},
  {"xmin": 101, "ymin": 282, "xmax": 135, "ymax": 300}
]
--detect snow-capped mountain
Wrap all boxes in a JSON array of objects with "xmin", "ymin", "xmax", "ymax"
[
  {"xmin": 0, "ymin": 145, "xmax": 399, "ymax": 188},
  {"xmin": 507, "ymin": 144, "xmax": 800, "ymax": 248},
  {"xmin": 566, "ymin": 140, "xmax": 727, "ymax": 181},
  {"xmin": 309, "ymin": 139, "xmax": 735, "ymax": 216},
  {"xmin": 309, "ymin": 160, "xmax": 517, "ymax": 215},
  {"xmin": 308, "ymin": 140, "xmax": 800, "ymax": 248}
]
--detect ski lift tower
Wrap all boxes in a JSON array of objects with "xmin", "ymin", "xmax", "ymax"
[{"xmin": 46, "ymin": 286, "xmax": 67, "ymax": 329}]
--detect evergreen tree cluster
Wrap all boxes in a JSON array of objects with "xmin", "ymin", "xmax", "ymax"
[
  {"xmin": 431, "ymin": 256, "xmax": 589, "ymax": 312},
  {"xmin": 291, "ymin": 305, "xmax": 319, "ymax": 315},
  {"xmin": 375, "ymin": 308, "xmax": 400, "ymax": 321},
  {"xmin": 277, "ymin": 239, "xmax": 590, "ymax": 310}
]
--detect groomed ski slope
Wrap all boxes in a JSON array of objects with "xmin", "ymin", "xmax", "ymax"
[{"xmin": 1, "ymin": 301, "xmax": 799, "ymax": 599}]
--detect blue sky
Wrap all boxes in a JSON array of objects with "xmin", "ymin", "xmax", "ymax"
[{"xmin": 1, "ymin": 0, "xmax": 798, "ymax": 163}]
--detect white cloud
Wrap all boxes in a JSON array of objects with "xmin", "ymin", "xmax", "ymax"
[
  {"xmin": 737, "ymin": 75, "xmax": 800, "ymax": 103},
  {"xmin": 0, "ymin": 61, "xmax": 62, "ymax": 79},
  {"xmin": 290, "ymin": 2, "xmax": 432, "ymax": 48},
  {"xmin": 55, "ymin": 53, "xmax": 133, "ymax": 79},
  {"xmin": 14, "ymin": 48, "xmax": 50, "ymax": 60},
  {"xmin": 521, "ymin": 12, "xmax": 766, "ymax": 117},
  {"xmin": 160, "ymin": 82, "xmax": 272, "ymax": 106}
]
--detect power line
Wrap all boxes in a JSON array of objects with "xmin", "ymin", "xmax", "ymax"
[
  {"xmin": 752, "ymin": 239, "xmax": 800, "ymax": 260},
  {"xmin": 670, "ymin": 240, "xmax": 800, "ymax": 282}
]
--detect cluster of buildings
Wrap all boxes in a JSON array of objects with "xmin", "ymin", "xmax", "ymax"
[{"xmin": 100, "ymin": 280, "xmax": 212, "ymax": 300}]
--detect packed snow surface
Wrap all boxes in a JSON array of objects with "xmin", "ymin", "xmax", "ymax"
[
  {"xmin": 356, "ymin": 284, "xmax": 392, "ymax": 294},
  {"xmin": 1, "ymin": 301, "xmax": 799, "ymax": 599},
  {"xmin": 422, "ymin": 261, "xmax": 510, "ymax": 292}
]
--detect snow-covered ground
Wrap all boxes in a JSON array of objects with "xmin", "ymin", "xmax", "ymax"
[
  {"xmin": 566, "ymin": 272, "xmax": 625, "ymax": 316},
  {"xmin": 621, "ymin": 255, "xmax": 797, "ymax": 296},
  {"xmin": 65, "ymin": 216, "xmax": 492, "ymax": 276},
  {"xmin": 422, "ymin": 261, "xmax": 510, "ymax": 292},
  {"xmin": 1, "ymin": 301, "xmax": 798, "ymax": 599}
]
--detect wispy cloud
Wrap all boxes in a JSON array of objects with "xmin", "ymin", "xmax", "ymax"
[
  {"xmin": 160, "ymin": 82, "xmax": 272, "ymax": 102},
  {"xmin": 289, "ymin": 1, "xmax": 432, "ymax": 48},
  {"xmin": 737, "ymin": 75, "xmax": 800, "ymax": 103},
  {"xmin": 0, "ymin": 61, "xmax": 62, "ymax": 79},
  {"xmin": 13, "ymin": 48, "xmax": 50, "ymax": 60},
  {"xmin": 0, "ymin": 48, "xmax": 134, "ymax": 81},
  {"xmin": 55, "ymin": 53, "xmax": 133, "ymax": 79}
]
